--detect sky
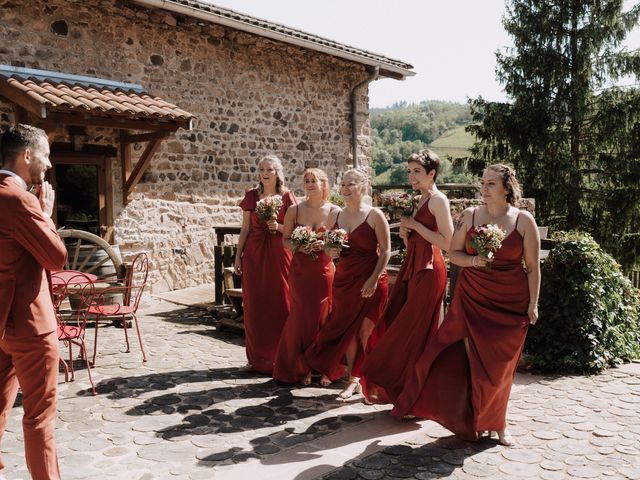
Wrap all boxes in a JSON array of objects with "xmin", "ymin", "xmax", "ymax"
[{"xmin": 208, "ymin": 0, "xmax": 640, "ymax": 108}]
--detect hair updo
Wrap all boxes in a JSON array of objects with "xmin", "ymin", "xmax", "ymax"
[
  {"xmin": 342, "ymin": 167, "xmax": 368, "ymax": 185},
  {"xmin": 485, "ymin": 163, "xmax": 522, "ymax": 206},
  {"xmin": 407, "ymin": 148, "xmax": 441, "ymax": 181}
]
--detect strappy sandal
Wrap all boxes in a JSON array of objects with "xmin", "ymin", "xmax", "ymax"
[
  {"xmin": 319, "ymin": 375, "xmax": 332, "ymax": 387},
  {"xmin": 337, "ymin": 377, "xmax": 361, "ymax": 400}
]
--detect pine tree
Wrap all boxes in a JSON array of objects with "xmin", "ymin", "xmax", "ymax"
[{"xmin": 468, "ymin": 0, "xmax": 640, "ymax": 268}]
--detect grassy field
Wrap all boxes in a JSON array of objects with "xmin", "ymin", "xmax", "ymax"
[
  {"xmin": 372, "ymin": 125, "xmax": 475, "ymax": 185},
  {"xmin": 373, "ymin": 168, "xmax": 393, "ymax": 185},
  {"xmin": 429, "ymin": 125, "xmax": 474, "ymax": 160}
]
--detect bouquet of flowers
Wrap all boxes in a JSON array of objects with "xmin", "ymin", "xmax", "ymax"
[
  {"xmin": 468, "ymin": 224, "xmax": 507, "ymax": 263},
  {"xmin": 324, "ymin": 228, "xmax": 349, "ymax": 264},
  {"xmin": 255, "ymin": 195, "xmax": 283, "ymax": 234},
  {"xmin": 291, "ymin": 225, "xmax": 321, "ymax": 260},
  {"xmin": 324, "ymin": 228, "xmax": 348, "ymax": 250},
  {"xmin": 379, "ymin": 192, "xmax": 418, "ymax": 221}
]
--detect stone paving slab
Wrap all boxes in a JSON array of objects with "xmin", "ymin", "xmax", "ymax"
[{"xmin": 1, "ymin": 297, "xmax": 639, "ymax": 480}]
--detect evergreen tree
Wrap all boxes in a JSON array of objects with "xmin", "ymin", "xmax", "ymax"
[{"xmin": 468, "ymin": 0, "xmax": 640, "ymax": 268}]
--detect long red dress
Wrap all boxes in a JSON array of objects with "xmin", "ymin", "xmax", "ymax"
[
  {"xmin": 272, "ymin": 210, "xmax": 334, "ymax": 383},
  {"xmin": 391, "ymin": 211, "xmax": 530, "ymax": 440},
  {"xmin": 361, "ymin": 197, "xmax": 447, "ymax": 403},
  {"xmin": 304, "ymin": 211, "xmax": 389, "ymax": 381},
  {"xmin": 239, "ymin": 189, "xmax": 296, "ymax": 374}
]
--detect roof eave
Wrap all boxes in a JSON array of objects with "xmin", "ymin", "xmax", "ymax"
[{"xmin": 131, "ymin": 0, "xmax": 415, "ymax": 80}]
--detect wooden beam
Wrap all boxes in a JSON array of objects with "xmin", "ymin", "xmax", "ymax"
[
  {"xmin": 13, "ymin": 106, "xmax": 29, "ymax": 124},
  {"xmin": 120, "ymin": 132, "xmax": 132, "ymax": 204},
  {"xmin": 97, "ymin": 159, "xmax": 107, "ymax": 241},
  {"xmin": 0, "ymin": 80, "xmax": 48, "ymax": 118},
  {"xmin": 104, "ymin": 156, "xmax": 114, "ymax": 243},
  {"xmin": 122, "ymin": 131, "xmax": 169, "ymax": 144},
  {"xmin": 51, "ymin": 142, "xmax": 118, "ymax": 157},
  {"xmin": 124, "ymin": 135, "xmax": 165, "ymax": 201},
  {"xmin": 50, "ymin": 153, "xmax": 106, "ymax": 166},
  {"xmin": 46, "ymin": 112, "xmax": 181, "ymax": 131}
]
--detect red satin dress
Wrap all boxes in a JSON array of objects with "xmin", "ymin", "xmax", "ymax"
[
  {"xmin": 273, "ymin": 209, "xmax": 334, "ymax": 383},
  {"xmin": 304, "ymin": 211, "xmax": 389, "ymax": 381},
  {"xmin": 391, "ymin": 211, "xmax": 530, "ymax": 440},
  {"xmin": 361, "ymin": 196, "xmax": 447, "ymax": 404},
  {"xmin": 239, "ymin": 189, "xmax": 296, "ymax": 374}
]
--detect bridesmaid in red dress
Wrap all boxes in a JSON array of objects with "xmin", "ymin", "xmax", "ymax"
[
  {"xmin": 304, "ymin": 168, "xmax": 391, "ymax": 399},
  {"xmin": 273, "ymin": 168, "xmax": 339, "ymax": 385},
  {"xmin": 234, "ymin": 155, "xmax": 297, "ymax": 374},
  {"xmin": 361, "ymin": 149, "xmax": 453, "ymax": 406},
  {"xmin": 391, "ymin": 164, "xmax": 540, "ymax": 446}
]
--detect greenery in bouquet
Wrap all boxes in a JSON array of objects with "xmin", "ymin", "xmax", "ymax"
[
  {"xmin": 468, "ymin": 223, "xmax": 506, "ymax": 260},
  {"xmin": 255, "ymin": 195, "xmax": 283, "ymax": 234},
  {"xmin": 379, "ymin": 191, "xmax": 418, "ymax": 221},
  {"xmin": 291, "ymin": 225, "xmax": 321, "ymax": 260}
]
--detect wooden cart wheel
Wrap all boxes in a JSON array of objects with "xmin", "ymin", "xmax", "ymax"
[{"xmin": 57, "ymin": 229, "xmax": 124, "ymax": 280}]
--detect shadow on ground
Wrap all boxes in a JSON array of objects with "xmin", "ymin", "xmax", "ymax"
[
  {"xmin": 307, "ymin": 435, "xmax": 499, "ymax": 479},
  {"xmin": 95, "ymin": 366, "xmax": 390, "ymax": 466}
]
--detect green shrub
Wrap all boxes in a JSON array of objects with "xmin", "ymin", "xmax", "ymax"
[
  {"xmin": 524, "ymin": 231, "xmax": 640, "ymax": 373},
  {"xmin": 329, "ymin": 192, "xmax": 344, "ymax": 207}
]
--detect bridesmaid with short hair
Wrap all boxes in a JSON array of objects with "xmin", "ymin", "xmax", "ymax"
[
  {"xmin": 273, "ymin": 168, "xmax": 339, "ymax": 385},
  {"xmin": 362, "ymin": 148, "xmax": 453, "ymax": 407},
  {"xmin": 234, "ymin": 155, "xmax": 297, "ymax": 374}
]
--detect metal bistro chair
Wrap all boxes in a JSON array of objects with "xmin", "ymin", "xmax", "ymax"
[
  {"xmin": 87, "ymin": 252, "xmax": 149, "ymax": 365},
  {"xmin": 52, "ymin": 271, "xmax": 97, "ymax": 396}
]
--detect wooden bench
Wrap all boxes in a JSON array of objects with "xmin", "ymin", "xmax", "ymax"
[
  {"xmin": 211, "ymin": 225, "xmax": 245, "ymax": 329},
  {"xmin": 216, "ymin": 266, "xmax": 244, "ymax": 330}
]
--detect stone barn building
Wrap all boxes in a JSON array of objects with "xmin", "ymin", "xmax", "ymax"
[{"xmin": 0, "ymin": 0, "xmax": 414, "ymax": 292}]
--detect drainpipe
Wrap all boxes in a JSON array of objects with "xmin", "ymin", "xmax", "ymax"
[{"xmin": 350, "ymin": 66, "xmax": 379, "ymax": 168}]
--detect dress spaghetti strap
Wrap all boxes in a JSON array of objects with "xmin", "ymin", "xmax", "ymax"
[
  {"xmin": 471, "ymin": 207, "xmax": 477, "ymax": 228},
  {"xmin": 333, "ymin": 210, "xmax": 341, "ymax": 229},
  {"xmin": 514, "ymin": 210, "xmax": 521, "ymax": 229}
]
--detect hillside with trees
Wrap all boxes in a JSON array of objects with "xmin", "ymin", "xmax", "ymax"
[{"xmin": 371, "ymin": 101, "xmax": 475, "ymax": 185}]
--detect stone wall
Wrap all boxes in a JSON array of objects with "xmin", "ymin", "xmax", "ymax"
[{"xmin": 0, "ymin": 0, "xmax": 375, "ymax": 292}]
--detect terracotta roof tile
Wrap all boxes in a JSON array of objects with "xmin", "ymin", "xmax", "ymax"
[{"xmin": 0, "ymin": 72, "xmax": 195, "ymax": 126}]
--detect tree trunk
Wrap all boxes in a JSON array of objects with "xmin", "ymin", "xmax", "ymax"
[{"xmin": 567, "ymin": 1, "xmax": 582, "ymax": 229}]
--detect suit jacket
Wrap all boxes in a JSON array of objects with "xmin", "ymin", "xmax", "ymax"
[{"xmin": 0, "ymin": 174, "xmax": 67, "ymax": 338}]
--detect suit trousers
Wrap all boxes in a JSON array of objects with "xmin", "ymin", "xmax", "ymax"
[{"xmin": 0, "ymin": 331, "xmax": 60, "ymax": 480}]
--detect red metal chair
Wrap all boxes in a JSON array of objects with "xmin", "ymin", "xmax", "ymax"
[
  {"xmin": 87, "ymin": 252, "xmax": 149, "ymax": 365},
  {"xmin": 51, "ymin": 271, "xmax": 97, "ymax": 395}
]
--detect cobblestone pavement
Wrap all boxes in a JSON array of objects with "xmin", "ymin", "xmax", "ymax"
[{"xmin": 1, "ymin": 298, "xmax": 639, "ymax": 479}]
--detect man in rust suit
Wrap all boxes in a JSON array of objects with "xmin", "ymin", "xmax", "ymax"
[{"xmin": 0, "ymin": 124, "xmax": 66, "ymax": 479}]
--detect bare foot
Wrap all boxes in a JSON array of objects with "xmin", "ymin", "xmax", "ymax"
[
  {"xmin": 363, "ymin": 387, "xmax": 382, "ymax": 405},
  {"xmin": 496, "ymin": 429, "xmax": 515, "ymax": 446},
  {"xmin": 300, "ymin": 373, "xmax": 312, "ymax": 386},
  {"xmin": 319, "ymin": 375, "xmax": 332, "ymax": 387}
]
